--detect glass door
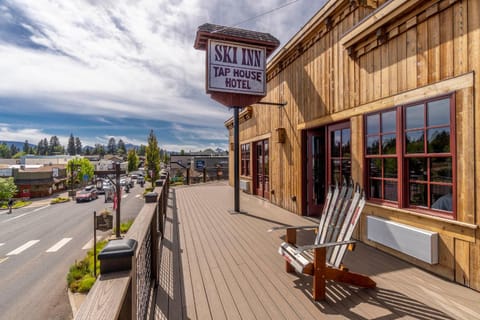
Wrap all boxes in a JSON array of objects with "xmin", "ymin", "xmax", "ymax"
[
  {"xmin": 306, "ymin": 130, "xmax": 326, "ymax": 216},
  {"xmin": 254, "ymin": 139, "xmax": 269, "ymax": 199}
]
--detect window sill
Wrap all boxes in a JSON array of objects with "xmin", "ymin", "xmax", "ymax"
[{"xmin": 366, "ymin": 202, "xmax": 478, "ymax": 230}]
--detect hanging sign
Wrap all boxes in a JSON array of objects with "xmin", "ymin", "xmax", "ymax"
[{"xmin": 207, "ymin": 39, "xmax": 266, "ymax": 96}]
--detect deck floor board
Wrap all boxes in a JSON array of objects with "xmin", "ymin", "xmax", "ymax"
[{"xmin": 154, "ymin": 182, "xmax": 480, "ymax": 320}]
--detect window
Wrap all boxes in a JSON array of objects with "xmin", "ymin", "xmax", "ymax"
[
  {"xmin": 241, "ymin": 143, "xmax": 250, "ymax": 176},
  {"xmin": 328, "ymin": 122, "xmax": 351, "ymax": 185},
  {"xmin": 365, "ymin": 95, "xmax": 455, "ymax": 218},
  {"xmin": 365, "ymin": 110, "xmax": 398, "ymax": 202}
]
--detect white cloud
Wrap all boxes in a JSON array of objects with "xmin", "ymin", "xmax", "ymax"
[{"xmin": 0, "ymin": 0, "xmax": 327, "ymax": 151}]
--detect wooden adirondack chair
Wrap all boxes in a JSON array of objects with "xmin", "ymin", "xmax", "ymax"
[{"xmin": 269, "ymin": 181, "xmax": 376, "ymax": 301}]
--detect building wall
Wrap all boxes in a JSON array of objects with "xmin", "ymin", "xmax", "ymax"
[{"xmin": 229, "ymin": 0, "xmax": 480, "ymax": 290}]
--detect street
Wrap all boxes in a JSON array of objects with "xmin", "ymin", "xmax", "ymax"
[{"xmin": 0, "ymin": 185, "xmax": 145, "ymax": 320}]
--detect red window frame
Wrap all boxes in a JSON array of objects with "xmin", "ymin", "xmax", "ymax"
[
  {"xmin": 241, "ymin": 143, "xmax": 250, "ymax": 176},
  {"xmin": 364, "ymin": 94, "xmax": 456, "ymax": 219}
]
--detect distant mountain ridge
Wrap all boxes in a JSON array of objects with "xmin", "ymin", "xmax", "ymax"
[{"xmin": 0, "ymin": 140, "xmax": 35, "ymax": 150}]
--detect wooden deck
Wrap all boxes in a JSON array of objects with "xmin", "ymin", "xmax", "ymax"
[{"xmin": 153, "ymin": 182, "xmax": 480, "ymax": 320}]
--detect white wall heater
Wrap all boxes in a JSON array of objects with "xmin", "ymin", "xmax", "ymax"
[
  {"xmin": 367, "ymin": 215, "xmax": 438, "ymax": 264},
  {"xmin": 239, "ymin": 180, "xmax": 250, "ymax": 193}
]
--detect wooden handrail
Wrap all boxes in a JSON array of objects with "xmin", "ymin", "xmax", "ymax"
[{"xmin": 75, "ymin": 172, "xmax": 170, "ymax": 320}]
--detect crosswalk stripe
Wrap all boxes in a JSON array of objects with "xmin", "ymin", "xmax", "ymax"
[
  {"xmin": 0, "ymin": 257, "xmax": 8, "ymax": 264},
  {"xmin": 82, "ymin": 236, "xmax": 103, "ymax": 250},
  {"xmin": 46, "ymin": 238, "xmax": 72, "ymax": 252},
  {"xmin": 0, "ymin": 243, "xmax": 5, "ymax": 247},
  {"xmin": 7, "ymin": 240, "xmax": 40, "ymax": 256}
]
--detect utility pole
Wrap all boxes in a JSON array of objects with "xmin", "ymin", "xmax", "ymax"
[{"xmin": 94, "ymin": 162, "xmax": 125, "ymax": 238}]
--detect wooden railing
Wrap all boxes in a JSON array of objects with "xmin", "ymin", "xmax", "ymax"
[{"xmin": 75, "ymin": 173, "xmax": 169, "ymax": 320}]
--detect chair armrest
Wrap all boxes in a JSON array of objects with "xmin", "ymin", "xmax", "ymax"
[
  {"xmin": 268, "ymin": 225, "xmax": 318, "ymax": 232},
  {"xmin": 295, "ymin": 240, "xmax": 356, "ymax": 253}
]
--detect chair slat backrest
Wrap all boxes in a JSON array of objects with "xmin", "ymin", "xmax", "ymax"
[{"xmin": 313, "ymin": 181, "xmax": 366, "ymax": 267}]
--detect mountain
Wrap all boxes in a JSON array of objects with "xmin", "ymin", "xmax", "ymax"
[{"xmin": 0, "ymin": 140, "xmax": 35, "ymax": 150}]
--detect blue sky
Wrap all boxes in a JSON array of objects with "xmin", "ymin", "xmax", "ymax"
[{"xmin": 0, "ymin": 0, "xmax": 327, "ymax": 151}]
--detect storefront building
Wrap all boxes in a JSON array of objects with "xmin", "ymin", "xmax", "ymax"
[{"xmin": 226, "ymin": 0, "xmax": 480, "ymax": 291}]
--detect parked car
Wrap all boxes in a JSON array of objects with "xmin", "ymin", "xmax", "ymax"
[
  {"xmin": 76, "ymin": 187, "xmax": 98, "ymax": 203},
  {"xmin": 137, "ymin": 176, "xmax": 145, "ymax": 185}
]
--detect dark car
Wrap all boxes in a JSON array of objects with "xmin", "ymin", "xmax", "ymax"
[{"xmin": 76, "ymin": 188, "xmax": 98, "ymax": 203}]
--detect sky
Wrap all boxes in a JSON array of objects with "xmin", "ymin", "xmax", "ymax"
[{"xmin": 0, "ymin": 0, "xmax": 327, "ymax": 152}]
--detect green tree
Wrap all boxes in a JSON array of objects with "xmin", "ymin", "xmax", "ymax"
[
  {"xmin": 49, "ymin": 135, "xmax": 62, "ymax": 155},
  {"xmin": 137, "ymin": 144, "xmax": 146, "ymax": 156},
  {"xmin": 127, "ymin": 149, "xmax": 139, "ymax": 173},
  {"xmin": 67, "ymin": 158, "xmax": 95, "ymax": 188},
  {"xmin": 13, "ymin": 151, "xmax": 26, "ymax": 159},
  {"xmin": 23, "ymin": 140, "xmax": 30, "ymax": 153},
  {"xmin": 117, "ymin": 139, "xmax": 126, "ymax": 156},
  {"xmin": 9, "ymin": 144, "xmax": 18, "ymax": 156},
  {"xmin": 75, "ymin": 137, "xmax": 82, "ymax": 155},
  {"xmin": 145, "ymin": 130, "xmax": 160, "ymax": 187},
  {"xmin": 0, "ymin": 177, "xmax": 17, "ymax": 201},
  {"xmin": 67, "ymin": 134, "xmax": 76, "ymax": 155},
  {"xmin": 0, "ymin": 143, "xmax": 11, "ymax": 158},
  {"xmin": 107, "ymin": 137, "xmax": 117, "ymax": 154}
]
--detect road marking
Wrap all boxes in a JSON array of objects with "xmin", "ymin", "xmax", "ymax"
[
  {"xmin": 82, "ymin": 236, "xmax": 104, "ymax": 250},
  {"xmin": 46, "ymin": 238, "xmax": 72, "ymax": 252},
  {"xmin": 135, "ymin": 194, "xmax": 141, "ymax": 198},
  {"xmin": 0, "ymin": 243, "xmax": 4, "ymax": 247},
  {"xmin": 0, "ymin": 257, "xmax": 8, "ymax": 264},
  {"xmin": 122, "ymin": 194, "xmax": 128, "ymax": 198},
  {"xmin": 2, "ymin": 205, "xmax": 49, "ymax": 224},
  {"xmin": 7, "ymin": 240, "xmax": 40, "ymax": 256}
]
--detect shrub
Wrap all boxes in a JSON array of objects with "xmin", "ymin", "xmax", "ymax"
[
  {"xmin": 67, "ymin": 240, "xmax": 107, "ymax": 293},
  {"xmin": 51, "ymin": 197, "xmax": 69, "ymax": 204}
]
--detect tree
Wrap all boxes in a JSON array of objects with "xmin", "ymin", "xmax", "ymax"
[
  {"xmin": 145, "ymin": 130, "xmax": 160, "ymax": 187},
  {"xmin": 93, "ymin": 144, "xmax": 105, "ymax": 157},
  {"xmin": 23, "ymin": 140, "xmax": 30, "ymax": 153},
  {"xmin": 127, "ymin": 149, "xmax": 139, "ymax": 173},
  {"xmin": 9, "ymin": 144, "xmax": 18, "ymax": 156},
  {"xmin": 117, "ymin": 139, "xmax": 126, "ymax": 155},
  {"xmin": 67, "ymin": 158, "xmax": 95, "ymax": 188},
  {"xmin": 0, "ymin": 143, "xmax": 11, "ymax": 158},
  {"xmin": 137, "ymin": 144, "xmax": 146, "ymax": 156},
  {"xmin": 37, "ymin": 138, "xmax": 48, "ymax": 155},
  {"xmin": 49, "ymin": 135, "xmax": 63, "ymax": 155},
  {"xmin": 107, "ymin": 137, "xmax": 117, "ymax": 154},
  {"xmin": 75, "ymin": 137, "xmax": 82, "ymax": 155},
  {"xmin": 67, "ymin": 134, "xmax": 76, "ymax": 155},
  {"xmin": 0, "ymin": 177, "xmax": 17, "ymax": 202}
]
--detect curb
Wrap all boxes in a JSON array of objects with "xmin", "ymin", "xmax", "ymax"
[{"xmin": 67, "ymin": 289, "xmax": 87, "ymax": 318}]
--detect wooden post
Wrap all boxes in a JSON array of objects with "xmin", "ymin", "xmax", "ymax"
[
  {"xmin": 285, "ymin": 228, "xmax": 296, "ymax": 273},
  {"xmin": 234, "ymin": 107, "xmax": 240, "ymax": 212},
  {"xmin": 313, "ymin": 247, "xmax": 327, "ymax": 301},
  {"xmin": 203, "ymin": 167, "xmax": 207, "ymax": 183},
  {"xmin": 115, "ymin": 163, "xmax": 121, "ymax": 238}
]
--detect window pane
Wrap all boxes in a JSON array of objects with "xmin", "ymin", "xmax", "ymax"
[
  {"xmin": 369, "ymin": 179, "xmax": 381, "ymax": 199},
  {"xmin": 428, "ymin": 99, "xmax": 450, "ymax": 127},
  {"xmin": 367, "ymin": 114, "xmax": 380, "ymax": 134},
  {"xmin": 342, "ymin": 129, "xmax": 351, "ymax": 157},
  {"xmin": 406, "ymin": 130, "xmax": 424, "ymax": 153},
  {"xmin": 342, "ymin": 160, "xmax": 351, "ymax": 182},
  {"xmin": 406, "ymin": 104, "xmax": 424, "ymax": 129},
  {"xmin": 428, "ymin": 127, "xmax": 450, "ymax": 153},
  {"xmin": 431, "ymin": 185, "xmax": 453, "ymax": 212},
  {"xmin": 331, "ymin": 131, "xmax": 341, "ymax": 157},
  {"xmin": 384, "ymin": 158, "xmax": 398, "ymax": 178},
  {"xmin": 382, "ymin": 111, "xmax": 396, "ymax": 132},
  {"xmin": 409, "ymin": 183, "xmax": 427, "ymax": 207},
  {"xmin": 382, "ymin": 134, "xmax": 396, "ymax": 154},
  {"xmin": 331, "ymin": 159, "xmax": 341, "ymax": 184},
  {"xmin": 431, "ymin": 158, "xmax": 452, "ymax": 183},
  {"xmin": 368, "ymin": 159, "xmax": 382, "ymax": 178},
  {"xmin": 384, "ymin": 181, "xmax": 398, "ymax": 201},
  {"xmin": 367, "ymin": 136, "xmax": 380, "ymax": 155},
  {"xmin": 408, "ymin": 158, "xmax": 427, "ymax": 181}
]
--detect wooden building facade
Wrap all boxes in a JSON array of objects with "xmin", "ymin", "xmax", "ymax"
[{"xmin": 226, "ymin": 0, "xmax": 480, "ymax": 291}]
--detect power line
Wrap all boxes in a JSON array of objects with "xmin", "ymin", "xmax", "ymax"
[{"xmin": 212, "ymin": 0, "xmax": 301, "ymax": 33}]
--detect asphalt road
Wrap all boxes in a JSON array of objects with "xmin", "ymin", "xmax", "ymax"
[{"xmin": 0, "ymin": 184, "xmax": 145, "ymax": 320}]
